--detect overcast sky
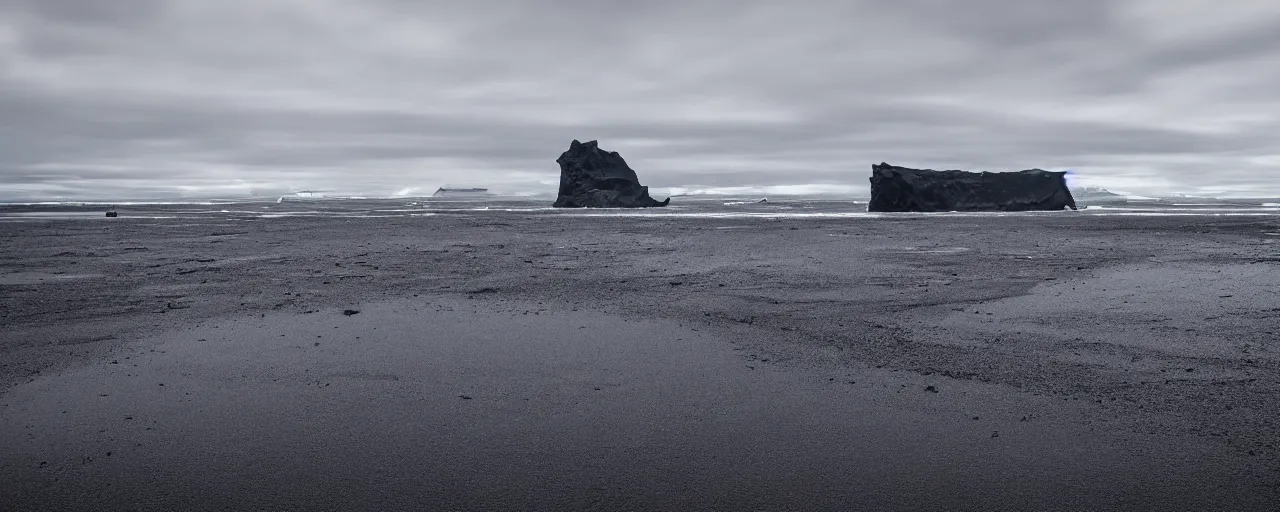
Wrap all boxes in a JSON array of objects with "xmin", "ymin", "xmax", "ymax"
[{"xmin": 2, "ymin": 0, "xmax": 1279, "ymax": 200}]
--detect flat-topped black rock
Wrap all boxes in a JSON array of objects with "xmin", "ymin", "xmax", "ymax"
[
  {"xmin": 868, "ymin": 163, "xmax": 1077, "ymax": 212},
  {"xmin": 553, "ymin": 140, "xmax": 670, "ymax": 208}
]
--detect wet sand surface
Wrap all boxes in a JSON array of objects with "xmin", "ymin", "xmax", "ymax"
[{"xmin": 2, "ymin": 211, "xmax": 1280, "ymax": 510}]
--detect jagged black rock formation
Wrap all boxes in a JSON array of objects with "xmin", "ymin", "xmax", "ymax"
[
  {"xmin": 868, "ymin": 163, "xmax": 1077, "ymax": 212},
  {"xmin": 553, "ymin": 140, "xmax": 670, "ymax": 208}
]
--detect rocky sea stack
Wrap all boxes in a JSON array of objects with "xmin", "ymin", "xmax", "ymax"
[
  {"xmin": 868, "ymin": 163, "xmax": 1077, "ymax": 212},
  {"xmin": 553, "ymin": 140, "xmax": 670, "ymax": 208}
]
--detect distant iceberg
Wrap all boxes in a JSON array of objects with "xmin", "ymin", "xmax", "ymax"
[
  {"xmin": 431, "ymin": 187, "xmax": 493, "ymax": 199},
  {"xmin": 277, "ymin": 190, "xmax": 328, "ymax": 202},
  {"xmin": 1071, "ymin": 186, "xmax": 1135, "ymax": 205},
  {"xmin": 723, "ymin": 198, "xmax": 770, "ymax": 206}
]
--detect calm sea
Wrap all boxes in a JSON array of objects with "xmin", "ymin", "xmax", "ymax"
[{"xmin": 2, "ymin": 197, "xmax": 1278, "ymax": 222}]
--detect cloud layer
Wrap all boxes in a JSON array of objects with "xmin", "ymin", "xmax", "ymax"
[{"xmin": 2, "ymin": 0, "xmax": 1279, "ymax": 200}]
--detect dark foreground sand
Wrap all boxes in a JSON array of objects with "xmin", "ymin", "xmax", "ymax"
[{"xmin": 2, "ymin": 212, "xmax": 1279, "ymax": 510}]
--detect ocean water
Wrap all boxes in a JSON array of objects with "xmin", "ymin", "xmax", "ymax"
[{"xmin": 2, "ymin": 197, "xmax": 1279, "ymax": 222}]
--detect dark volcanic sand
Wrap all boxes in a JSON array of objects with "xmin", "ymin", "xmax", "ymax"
[{"xmin": 2, "ymin": 212, "xmax": 1279, "ymax": 510}]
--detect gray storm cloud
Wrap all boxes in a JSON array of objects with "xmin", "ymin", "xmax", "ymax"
[{"xmin": 1, "ymin": 0, "xmax": 1278, "ymax": 200}]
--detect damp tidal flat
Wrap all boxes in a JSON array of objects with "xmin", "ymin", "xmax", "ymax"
[{"xmin": 2, "ymin": 208, "xmax": 1279, "ymax": 510}]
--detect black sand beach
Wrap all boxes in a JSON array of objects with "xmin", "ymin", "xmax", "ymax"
[{"xmin": 3, "ymin": 208, "xmax": 1279, "ymax": 510}]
